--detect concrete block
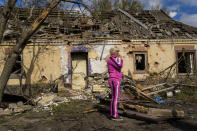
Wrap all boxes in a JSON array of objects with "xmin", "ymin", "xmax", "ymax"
[
  {"xmin": 92, "ymin": 85, "xmax": 106, "ymax": 92},
  {"xmin": 17, "ymin": 101, "xmax": 24, "ymax": 107},
  {"xmin": 8, "ymin": 103, "xmax": 17, "ymax": 109}
]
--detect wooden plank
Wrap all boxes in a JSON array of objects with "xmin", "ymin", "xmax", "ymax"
[
  {"xmin": 118, "ymin": 9, "xmax": 149, "ymax": 30},
  {"xmin": 124, "ymin": 109, "xmax": 167, "ymax": 123},
  {"xmin": 147, "ymin": 86, "xmax": 175, "ymax": 96},
  {"xmin": 141, "ymin": 83, "xmax": 166, "ymax": 91},
  {"xmin": 147, "ymin": 108, "xmax": 184, "ymax": 118},
  {"xmin": 123, "ymin": 103, "xmax": 149, "ymax": 113}
]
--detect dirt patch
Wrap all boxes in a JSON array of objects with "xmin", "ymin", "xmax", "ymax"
[{"xmin": 0, "ymin": 100, "xmax": 197, "ymax": 131}]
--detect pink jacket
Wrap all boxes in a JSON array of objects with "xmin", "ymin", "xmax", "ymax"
[{"xmin": 107, "ymin": 55, "xmax": 123, "ymax": 80}]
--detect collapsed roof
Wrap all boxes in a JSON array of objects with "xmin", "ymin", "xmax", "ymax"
[
  {"xmin": 2, "ymin": 7, "xmax": 197, "ymax": 41},
  {"xmin": 93, "ymin": 10, "xmax": 197, "ymax": 39}
]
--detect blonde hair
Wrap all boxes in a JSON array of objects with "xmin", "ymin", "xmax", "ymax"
[
  {"xmin": 110, "ymin": 48, "xmax": 115, "ymax": 55},
  {"xmin": 110, "ymin": 47, "xmax": 119, "ymax": 55}
]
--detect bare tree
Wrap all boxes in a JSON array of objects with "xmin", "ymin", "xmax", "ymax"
[
  {"xmin": 90, "ymin": 0, "xmax": 112, "ymax": 12},
  {"xmin": 0, "ymin": 0, "xmax": 89, "ymax": 104},
  {"xmin": 114, "ymin": 0, "xmax": 144, "ymax": 11},
  {"xmin": 21, "ymin": 0, "xmax": 50, "ymax": 8},
  {"xmin": 90, "ymin": 0, "xmax": 144, "ymax": 13}
]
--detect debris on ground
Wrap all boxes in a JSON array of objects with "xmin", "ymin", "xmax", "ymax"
[
  {"xmin": 1, "ymin": 70, "xmax": 197, "ymax": 124},
  {"xmin": 0, "ymin": 101, "xmax": 32, "ymax": 116},
  {"xmin": 92, "ymin": 73, "xmax": 197, "ymax": 122},
  {"xmin": 31, "ymin": 87, "xmax": 98, "ymax": 112},
  {"xmin": 88, "ymin": 72, "xmax": 111, "ymax": 99},
  {"xmin": 34, "ymin": 93, "xmax": 69, "ymax": 107}
]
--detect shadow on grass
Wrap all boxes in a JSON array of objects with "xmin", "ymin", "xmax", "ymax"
[{"xmin": 168, "ymin": 118, "xmax": 197, "ymax": 131}]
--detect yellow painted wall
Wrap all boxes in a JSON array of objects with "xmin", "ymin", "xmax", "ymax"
[
  {"xmin": 23, "ymin": 45, "xmax": 61, "ymax": 83},
  {"xmin": 148, "ymin": 43, "xmax": 175, "ymax": 73},
  {"xmin": 119, "ymin": 42, "xmax": 197, "ymax": 80},
  {"xmin": 0, "ymin": 45, "xmax": 62, "ymax": 86},
  {"xmin": 1, "ymin": 40, "xmax": 197, "ymax": 87}
]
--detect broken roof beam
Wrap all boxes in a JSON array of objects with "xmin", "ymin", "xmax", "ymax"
[{"xmin": 118, "ymin": 9, "xmax": 149, "ymax": 30}]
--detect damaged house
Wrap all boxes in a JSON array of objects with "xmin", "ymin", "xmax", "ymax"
[{"xmin": 1, "ymin": 8, "xmax": 197, "ymax": 96}]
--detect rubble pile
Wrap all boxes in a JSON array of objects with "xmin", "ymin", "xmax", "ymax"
[
  {"xmin": 32, "ymin": 88, "xmax": 97, "ymax": 112},
  {"xmin": 0, "ymin": 101, "xmax": 32, "ymax": 115},
  {"xmin": 32, "ymin": 92, "xmax": 69, "ymax": 112},
  {"xmin": 62, "ymin": 88, "xmax": 94, "ymax": 101},
  {"xmin": 88, "ymin": 73, "xmax": 111, "ymax": 98}
]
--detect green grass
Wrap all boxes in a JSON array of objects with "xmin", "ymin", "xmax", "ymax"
[
  {"xmin": 176, "ymin": 86, "xmax": 197, "ymax": 102},
  {"xmin": 52, "ymin": 100, "xmax": 92, "ymax": 114}
]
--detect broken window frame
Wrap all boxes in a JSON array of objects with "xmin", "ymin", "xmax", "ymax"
[
  {"xmin": 176, "ymin": 50, "xmax": 196, "ymax": 75},
  {"xmin": 133, "ymin": 52, "xmax": 148, "ymax": 74}
]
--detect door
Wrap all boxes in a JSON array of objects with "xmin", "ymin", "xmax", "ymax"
[{"xmin": 71, "ymin": 52, "xmax": 88, "ymax": 90}]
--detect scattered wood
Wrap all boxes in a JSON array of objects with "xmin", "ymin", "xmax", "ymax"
[
  {"xmin": 122, "ymin": 102, "xmax": 184, "ymax": 118},
  {"xmin": 137, "ymin": 89, "xmax": 158, "ymax": 103},
  {"xmin": 124, "ymin": 75, "xmax": 158, "ymax": 104}
]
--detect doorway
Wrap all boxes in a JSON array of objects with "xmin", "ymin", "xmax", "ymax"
[{"xmin": 71, "ymin": 52, "xmax": 88, "ymax": 90}]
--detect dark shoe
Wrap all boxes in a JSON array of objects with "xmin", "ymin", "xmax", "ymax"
[{"xmin": 111, "ymin": 116, "xmax": 123, "ymax": 121}]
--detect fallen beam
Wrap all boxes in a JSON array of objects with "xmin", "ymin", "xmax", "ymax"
[
  {"xmin": 123, "ymin": 109, "xmax": 167, "ymax": 123},
  {"xmin": 147, "ymin": 108, "xmax": 184, "ymax": 118},
  {"xmin": 97, "ymin": 104, "xmax": 167, "ymax": 123},
  {"xmin": 118, "ymin": 9, "xmax": 149, "ymax": 30},
  {"xmin": 141, "ymin": 83, "xmax": 166, "ymax": 91},
  {"xmin": 147, "ymin": 86, "xmax": 175, "ymax": 96},
  {"xmin": 122, "ymin": 103, "xmax": 148, "ymax": 113},
  {"xmin": 172, "ymin": 83, "xmax": 197, "ymax": 88},
  {"xmin": 124, "ymin": 75, "xmax": 158, "ymax": 104}
]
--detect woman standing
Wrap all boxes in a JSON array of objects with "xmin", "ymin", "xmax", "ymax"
[{"xmin": 107, "ymin": 47, "xmax": 123, "ymax": 121}]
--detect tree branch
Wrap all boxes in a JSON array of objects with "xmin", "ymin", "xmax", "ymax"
[
  {"xmin": 0, "ymin": 0, "xmax": 17, "ymax": 43},
  {"xmin": 61, "ymin": 0, "xmax": 92, "ymax": 15}
]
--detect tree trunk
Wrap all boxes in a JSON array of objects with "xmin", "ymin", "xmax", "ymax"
[
  {"xmin": 25, "ymin": 46, "xmax": 41, "ymax": 96},
  {"xmin": 0, "ymin": 0, "xmax": 89, "ymax": 104},
  {"xmin": 0, "ymin": 0, "xmax": 61, "ymax": 104},
  {"xmin": 0, "ymin": 0, "xmax": 17, "ymax": 42}
]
